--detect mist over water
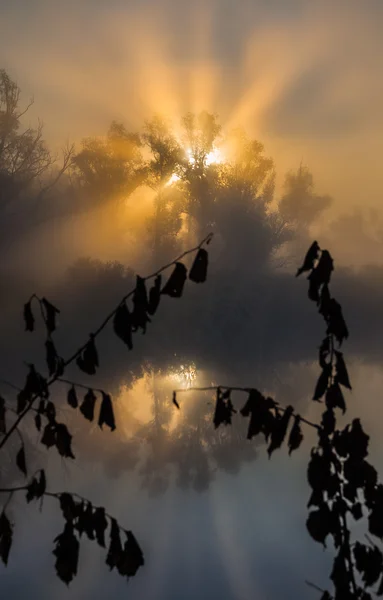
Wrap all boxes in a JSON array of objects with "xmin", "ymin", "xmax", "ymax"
[{"xmin": 1, "ymin": 1, "xmax": 383, "ymax": 598}]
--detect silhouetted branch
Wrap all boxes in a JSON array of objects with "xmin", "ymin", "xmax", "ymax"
[{"xmin": 0, "ymin": 233, "xmax": 213, "ymax": 450}]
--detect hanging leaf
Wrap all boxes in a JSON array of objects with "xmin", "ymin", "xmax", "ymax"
[
  {"xmin": 240, "ymin": 390, "xmax": 276, "ymax": 441},
  {"xmin": 23, "ymin": 300, "xmax": 35, "ymax": 332},
  {"xmin": 55, "ymin": 423, "xmax": 75, "ymax": 459},
  {"xmin": 296, "ymin": 241, "xmax": 320, "ymax": 277},
  {"xmin": 117, "ymin": 531, "xmax": 145, "ymax": 578},
  {"xmin": 353, "ymin": 541, "xmax": 383, "ymax": 587},
  {"xmin": 67, "ymin": 386, "xmax": 78, "ymax": 409},
  {"xmin": 113, "ymin": 302, "xmax": 133, "ymax": 350},
  {"xmin": 334, "ymin": 351, "xmax": 352, "ymax": 390},
  {"xmin": 44, "ymin": 400, "xmax": 56, "ymax": 423},
  {"xmin": 41, "ymin": 297, "xmax": 60, "ymax": 333},
  {"xmin": 161, "ymin": 262, "xmax": 187, "ymax": 298},
  {"xmin": 98, "ymin": 392, "xmax": 116, "ymax": 432},
  {"xmin": 313, "ymin": 365, "xmax": 331, "ymax": 401},
  {"xmin": 288, "ymin": 415, "xmax": 303, "ymax": 455},
  {"xmin": 26, "ymin": 470, "xmax": 46, "ymax": 503},
  {"xmin": 45, "ymin": 339, "xmax": 58, "ymax": 377},
  {"xmin": 16, "ymin": 445, "xmax": 27, "ymax": 476},
  {"xmin": 172, "ymin": 391, "xmax": 180, "ymax": 409},
  {"xmin": 318, "ymin": 284, "xmax": 332, "ymax": 320},
  {"xmin": 348, "ymin": 419, "xmax": 369, "ymax": 461},
  {"xmin": 80, "ymin": 389, "xmax": 97, "ymax": 422},
  {"xmin": 321, "ymin": 409, "xmax": 336, "ymax": 436},
  {"xmin": 213, "ymin": 388, "xmax": 236, "ymax": 428},
  {"xmin": 41, "ymin": 423, "xmax": 56, "ymax": 448},
  {"xmin": 76, "ymin": 336, "xmax": 99, "ymax": 375},
  {"xmin": 330, "ymin": 548, "xmax": 350, "ymax": 597},
  {"xmin": 319, "ymin": 336, "xmax": 331, "ymax": 368},
  {"xmin": 0, "ymin": 396, "xmax": 6, "ymax": 434},
  {"xmin": 325, "ymin": 383, "xmax": 346, "ymax": 414},
  {"xmin": 147, "ymin": 275, "xmax": 162, "ymax": 315},
  {"xmin": 0, "ymin": 511, "xmax": 13, "ymax": 565},
  {"xmin": 106, "ymin": 518, "xmax": 123, "ymax": 571},
  {"xmin": 16, "ymin": 390, "xmax": 29, "ymax": 414},
  {"xmin": 53, "ymin": 522, "xmax": 79, "ymax": 585},
  {"xmin": 326, "ymin": 299, "xmax": 349, "ymax": 345},
  {"xmin": 24, "ymin": 364, "xmax": 49, "ymax": 399},
  {"xmin": 59, "ymin": 493, "xmax": 77, "ymax": 523},
  {"xmin": 79, "ymin": 502, "xmax": 95, "ymax": 541},
  {"xmin": 306, "ymin": 505, "xmax": 332, "ymax": 546},
  {"xmin": 189, "ymin": 248, "xmax": 208, "ymax": 283},
  {"xmin": 93, "ymin": 507, "xmax": 108, "ymax": 547},
  {"xmin": 267, "ymin": 406, "xmax": 294, "ymax": 458},
  {"xmin": 131, "ymin": 276, "xmax": 150, "ymax": 333}
]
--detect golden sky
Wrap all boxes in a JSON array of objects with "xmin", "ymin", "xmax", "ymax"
[{"xmin": 1, "ymin": 0, "xmax": 383, "ymax": 209}]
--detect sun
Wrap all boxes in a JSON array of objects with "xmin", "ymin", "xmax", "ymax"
[{"xmin": 165, "ymin": 145, "xmax": 223, "ymax": 187}]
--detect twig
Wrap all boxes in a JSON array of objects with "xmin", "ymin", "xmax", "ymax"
[
  {"xmin": 0, "ymin": 234, "xmax": 213, "ymax": 450},
  {"xmin": 173, "ymin": 385, "xmax": 321, "ymax": 431}
]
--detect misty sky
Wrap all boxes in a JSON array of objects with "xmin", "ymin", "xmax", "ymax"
[
  {"xmin": 1, "ymin": 0, "xmax": 383, "ymax": 206},
  {"xmin": 1, "ymin": 1, "xmax": 383, "ymax": 599}
]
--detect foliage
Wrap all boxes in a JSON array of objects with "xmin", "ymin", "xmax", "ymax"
[
  {"xmin": 172, "ymin": 241, "xmax": 383, "ymax": 600},
  {"xmin": 0, "ymin": 235, "xmax": 212, "ymax": 585}
]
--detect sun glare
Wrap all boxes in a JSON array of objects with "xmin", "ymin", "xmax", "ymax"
[{"xmin": 167, "ymin": 363, "xmax": 197, "ymax": 388}]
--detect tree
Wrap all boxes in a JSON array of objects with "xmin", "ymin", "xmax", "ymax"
[
  {"xmin": 71, "ymin": 120, "xmax": 144, "ymax": 206},
  {"xmin": 0, "ymin": 70, "xmax": 74, "ymax": 243}
]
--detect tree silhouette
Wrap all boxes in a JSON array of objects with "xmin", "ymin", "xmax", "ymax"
[
  {"xmin": 0, "ymin": 234, "xmax": 212, "ymax": 585},
  {"xmin": 0, "ymin": 70, "xmax": 74, "ymax": 245}
]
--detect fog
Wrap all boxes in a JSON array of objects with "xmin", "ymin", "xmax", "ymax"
[{"xmin": 1, "ymin": 0, "xmax": 383, "ymax": 598}]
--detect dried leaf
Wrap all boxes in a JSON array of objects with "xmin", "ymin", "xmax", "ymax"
[
  {"xmin": 313, "ymin": 365, "xmax": 331, "ymax": 401},
  {"xmin": 118, "ymin": 531, "xmax": 145, "ymax": 578},
  {"xmin": 93, "ymin": 507, "xmax": 108, "ymax": 547},
  {"xmin": 161, "ymin": 262, "xmax": 187, "ymax": 298},
  {"xmin": 76, "ymin": 336, "xmax": 99, "ymax": 375},
  {"xmin": 55, "ymin": 423, "xmax": 75, "ymax": 459},
  {"xmin": 67, "ymin": 386, "xmax": 78, "ymax": 409},
  {"xmin": 189, "ymin": 248, "xmax": 208, "ymax": 283},
  {"xmin": 335, "ymin": 351, "xmax": 352, "ymax": 390},
  {"xmin": 53, "ymin": 523, "xmax": 79, "ymax": 585},
  {"xmin": 296, "ymin": 241, "xmax": 320, "ymax": 277},
  {"xmin": 0, "ymin": 511, "xmax": 13, "ymax": 565},
  {"xmin": 113, "ymin": 302, "xmax": 133, "ymax": 350},
  {"xmin": 59, "ymin": 493, "xmax": 77, "ymax": 523},
  {"xmin": 131, "ymin": 276, "xmax": 150, "ymax": 333},
  {"xmin": 325, "ymin": 383, "xmax": 346, "ymax": 414},
  {"xmin": 288, "ymin": 415, "xmax": 303, "ymax": 455},
  {"xmin": 353, "ymin": 541, "xmax": 383, "ymax": 587},
  {"xmin": 41, "ymin": 297, "xmax": 60, "ymax": 333},
  {"xmin": 306, "ymin": 505, "xmax": 332, "ymax": 546},
  {"xmin": 26, "ymin": 470, "xmax": 46, "ymax": 503},
  {"xmin": 16, "ymin": 445, "xmax": 27, "ymax": 476},
  {"xmin": 147, "ymin": 275, "xmax": 162, "ymax": 315},
  {"xmin": 41, "ymin": 422, "xmax": 56, "ymax": 448},
  {"xmin": 106, "ymin": 518, "xmax": 123, "ymax": 571},
  {"xmin": 80, "ymin": 389, "xmax": 97, "ymax": 422},
  {"xmin": 267, "ymin": 406, "xmax": 294, "ymax": 457},
  {"xmin": 24, "ymin": 364, "xmax": 49, "ymax": 399},
  {"xmin": 98, "ymin": 392, "xmax": 116, "ymax": 431},
  {"xmin": 45, "ymin": 339, "xmax": 59, "ymax": 377},
  {"xmin": 23, "ymin": 300, "xmax": 35, "ymax": 332},
  {"xmin": 326, "ymin": 299, "xmax": 349, "ymax": 345},
  {"xmin": 213, "ymin": 388, "xmax": 236, "ymax": 428},
  {"xmin": 16, "ymin": 390, "xmax": 29, "ymax": 414}
]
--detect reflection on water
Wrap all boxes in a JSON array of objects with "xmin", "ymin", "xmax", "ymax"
[{"xmin": 65, "ymin": 366, "xmax": 258, "ymax": 498}]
